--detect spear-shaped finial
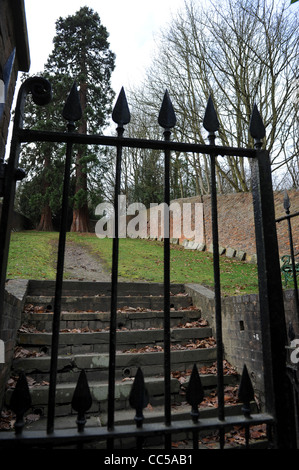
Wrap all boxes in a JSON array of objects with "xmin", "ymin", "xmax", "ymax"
[
  {"xmin": 186, "ymin": 364, "xmax": 204, "ymax": 423},
  {"xmin": 158, "ymin": 90, "xmax": 177, "ymax": 130},
  {"xmin": 249, "ymin": 104, "xmax": 265, "ymax": 148},
  {"xmin": 10, "ymin": 372, "xmax": 32, "ymax": 435},
  {"xmin": 112, "ymin": 87, "xmax": 131, "ymax": 129},
  {"xmin": 71, "ymin": 369, "xmax": 93, "ymax": 432},
  {"xmin": 129, "ymin": 368, "xmax": 149, "ymax": 428},
  {"xmin": 62, "ymin": 82, "xmax": 82, "ymax": 129},
  {"xmin": 238, "ymin": 364, "xmax": 255, "ymax": 418},
  {"xmin": 283, "ymin": 189, "xmax": 291, "ymax": 214},
  {"xmin": 203, "ymin": 95, "xmax": 219, "ymax": 134}
]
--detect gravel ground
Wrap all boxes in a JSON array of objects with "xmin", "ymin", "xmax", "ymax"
[{"xmin": 63, "ymin": 242, "xmax": 111, "ymax": 282}]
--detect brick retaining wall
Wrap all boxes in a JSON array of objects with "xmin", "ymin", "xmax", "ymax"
[{"xmin": 167, "ymin": 190, "xmax": 299, "ymax": 262}]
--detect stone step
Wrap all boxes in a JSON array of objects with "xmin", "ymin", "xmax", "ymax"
[
  {"xmin": 11, "ymin": 347, "xmax": 218, "ymax": 380},
  {"xmin": 24, "ymin": 294, "xmax": 193, "ymax": 312},
  {"xmin": 17, "ymin": 326, "xmax": 213, "ymax": 355},
  {"xmin": 22, "ymin": 308, "xmax": 202, "ymax": 331},
  {"xmin": 26, "ymin": 280, "xmax": 186, "ymax": 297}
]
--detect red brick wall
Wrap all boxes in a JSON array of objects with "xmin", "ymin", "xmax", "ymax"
[{"xmin": 169, "ymin": 190, "xmax": 299, "ymax": 260}]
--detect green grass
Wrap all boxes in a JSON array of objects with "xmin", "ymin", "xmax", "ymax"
[
  {"xmin": 7, "ymin": 231, "xmax": 59, "ymax": 280},
  {"xmin": 67, "ymin": 233, "xmax": 259, "ymax": 296},
  {"xmin": 7, "ymin": 231, "xmax": 259, "ymax": 296}
]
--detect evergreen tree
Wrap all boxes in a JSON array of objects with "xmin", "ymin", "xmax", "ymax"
[
  {"xmin": 17, "ymin": 70, "xmax": 69, "ymax": 230},
  {"xmin": 18, "ymin": 7, "xmax": 115, "ymax": 231},
  {"xmin": 45, "ymin": 6, "xmax": 115, "ymax": 231}
]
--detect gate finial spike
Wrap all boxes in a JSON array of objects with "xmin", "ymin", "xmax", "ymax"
[
  {"xmin": 129, "ymin": 367, "xmax": 149, "ymax": 428},
  {"xmin": 10, "ymin": 372, "xmax": 32, "ymax": 435},
  {"xmin": 238, "ymin": 364, "xmax": 255, "ymax": 418},
  {"xmin": 158, "ymin": 89, "xmax": 176, "ymax": 130},
  {"xmin": 283, "ymin": 190, "xmax": 290, "ymax": 214},
  {"xmin": 62, "ymin": 82, "xmax": 82, "ymax": 123},
  {"xmin": 112, "ymin": 87, "xmax": 131, "ymax": 127},
  {"xmin": 71, "ymin": 369, "xmax": 93, "ymax": 432},
  {"xmin": 203, "ymin": 95, "xmax": 219, "ymax": 133},
  {"xmin": 186, "ymin": 364, "xmax": 204, "ymax": 423},
  {"xmin": 249, "ymin": 104, "xmax": 265, "ymax": 141}
]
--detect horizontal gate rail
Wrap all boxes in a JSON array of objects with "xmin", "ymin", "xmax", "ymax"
[
  {"xmin": 18, "ymin": 129, "xmax": 257, "ymax": 158},
  {"xmin": 0, "ymin": 414, "xmax": 274, "ymax": 448}
]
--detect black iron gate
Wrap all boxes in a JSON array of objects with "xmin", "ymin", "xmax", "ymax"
[{"xmin": 0, "ymin": 77, "xmax": 297, "ymax": 449}]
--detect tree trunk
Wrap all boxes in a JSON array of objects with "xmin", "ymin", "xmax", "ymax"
[
  {"xmin": 37, "ymin": 150, "xmax": 53, "ymax": 231},
  {"xmin": 70, "ymin": 81, "xmax": 90, "ymax": 232},
  {"xmin": 37, "ymin": 204, "xmax": 53, "ymax": 231},
  {"xmin": 71, "ymin": 205, "xmax": 90, "ymax": 232},
  {"xmin": 70, "ymin": 146, "xmax": 90, "ymax": 232}
]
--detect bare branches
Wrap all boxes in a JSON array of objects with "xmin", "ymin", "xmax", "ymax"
[{"xmin": 127, "ymin": 0, "xmax": 298, "ymax": 193}]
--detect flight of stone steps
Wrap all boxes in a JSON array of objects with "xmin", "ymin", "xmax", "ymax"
[{"xmin": 4, "ymin": 280, "xmax": 245, "ymax": 447}]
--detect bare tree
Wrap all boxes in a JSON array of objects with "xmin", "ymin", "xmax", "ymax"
[{"xmin": 128, "ymin": 0, "xmax": 298, "ymax": 193}]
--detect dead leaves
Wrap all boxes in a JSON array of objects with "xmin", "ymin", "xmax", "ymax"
[
  {"xmin": 199, "ymin": 359, "xmax": 238, "ymax": 376},
  {"xmin": 6, "ymin": 375, "xmax": 49, "ymax": 389},
  {"xmin": 176, "ymin": 319, "xmax": 208, "ymax": 328},
  {"xmin": 24, "ymin": 304, "xmax": 52, "ymax": 314},
  {"xmin": 122, "ymin": 337, "xmax": 216, "ymax": 354},
  {"xmin": 0, "ymin": 409, "xmax": 41, "ymax": 430},
  {"xmin": 14, "ymin": 346, "xmax": 46, "ymax": 359},
  {"xmin": 123, "ymin": 345, "xmax": 164, "ymax": 354},
  {"xmin": 18, "ymin": 324, "xmax": 41, "ymax": 334},
  {"xmin": 171, "ymin": 360, "xmax": 238, "ymax": 384},
  {"xmin": 198, "ymin": 424, "xmax": 267, "ymax": 448}
]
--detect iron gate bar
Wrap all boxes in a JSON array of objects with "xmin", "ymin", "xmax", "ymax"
[
  {"xmin": 250, "ymin": 145, "xmax": 297, "ymax": 448},
  {"xmin": 203, "ymin": 96, "xmax": 225, "ymax": 448},
  {"xmin": 158, "ymin": 90, "xmax": 177, "ymax": 449},
  {"xmin": 276, "ymin": 191, "xmax": 299, "ymax": 319},
  {"xmin": 276, "ymin": 212, "xmax": 299, "ymax": 223},
  {"xmin": 107, "ymin": 88, "xmax": 131, "ymax": 445},
  {"xmin": 47, "ymin": 83, "xmax": 82, "ymax": 434}
]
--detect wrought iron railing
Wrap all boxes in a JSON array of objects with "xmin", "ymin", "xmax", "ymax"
[{"xmin": 0, "ymin": 76, "xmax": 296, "ymax": 449}]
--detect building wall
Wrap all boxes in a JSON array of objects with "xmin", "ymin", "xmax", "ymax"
[
  {"xmin": 0, "ymin": 0, "xmax": 30, "ymax": 408},
  {"xmin": 0, "ymin": 0, "xmax": 30, "ymax": 160}
]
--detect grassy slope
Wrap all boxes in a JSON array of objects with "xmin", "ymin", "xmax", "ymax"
[{"xmin": 6, "ymin": 231, "xmax": 260, "ymax": 296}]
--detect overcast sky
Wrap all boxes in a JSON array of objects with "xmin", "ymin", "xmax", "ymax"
[{"xmin": 24, "ymin": 0, "xmax": 187, "ymax": 94}]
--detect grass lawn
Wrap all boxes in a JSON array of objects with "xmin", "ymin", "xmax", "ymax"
[{"xmin": 6, "ymin": 231, "xmax": 260, "ymax": 296}]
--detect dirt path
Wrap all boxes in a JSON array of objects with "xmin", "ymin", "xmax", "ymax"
[{"xmin": 63, "ymin": 242, "xmax": 111, "ymax": 282}]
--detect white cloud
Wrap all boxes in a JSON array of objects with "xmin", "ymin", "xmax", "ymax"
[{"xmin": 24, "ymin": 0, "xmax": 185, "ymax": 92}]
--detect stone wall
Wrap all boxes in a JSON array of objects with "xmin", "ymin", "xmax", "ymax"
[
  {"xmin": 0, "ymin": 280, "xmax": 28, "ymax": 407},
  {"xmin": 185, "ymin": 283, "xmax": 299, "ymax": 407}
]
